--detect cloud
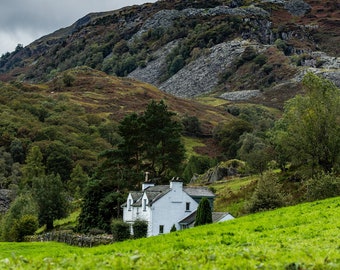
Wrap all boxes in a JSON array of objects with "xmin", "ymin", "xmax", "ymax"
[{"xmin": 0, "ymin": 0, "xmax": 156, "ymax": 55}]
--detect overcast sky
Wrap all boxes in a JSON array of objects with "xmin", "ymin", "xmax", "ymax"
[{"xmin": 0, "ymin": 0, "xmax": 157, "ymax": 56}]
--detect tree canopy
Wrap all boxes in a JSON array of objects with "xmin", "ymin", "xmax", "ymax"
[
  {"xmin": 116, "ymin": 100, "xmax": 185, "ymax": 182},
  {"xmin": 272, "ymin": 72, "xmax": 340, "ymax": 176},
  {"xmin": 195, "ymin": 197, "xmax": 212, "ymax": 226}
]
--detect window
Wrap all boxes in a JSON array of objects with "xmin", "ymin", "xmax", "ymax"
[
  {"xmin": 186, "ymin": 202, "xmax": 190, "ymax": 211},
  {"xmin": 143, "ymin": 199, "xmax": 147, "ymax": 211},
  {"xmin": 159, "ymin": 225, "xmax": 164, "ymax": 234},
  {"xmin": 128, "ymin": 199, "xmax": 132, "ymax": 211}
]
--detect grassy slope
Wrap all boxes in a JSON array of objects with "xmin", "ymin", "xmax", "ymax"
[{"xmin": 0, "ymin": 197, "xmax": 339, "ymax": 269}]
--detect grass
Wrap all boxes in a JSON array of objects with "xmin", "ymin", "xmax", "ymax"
[
  {"xmin": 1, "ymin": 197, "xmax": 339, "ymax": 269},
  {"xmin": 182, "ymin": 137, "xmax": 206, "ymax": 158}
]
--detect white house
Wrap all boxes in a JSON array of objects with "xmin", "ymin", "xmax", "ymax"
[{"xmin": 122, "ymin": 177, "xmax": 233, "ymax": 237}]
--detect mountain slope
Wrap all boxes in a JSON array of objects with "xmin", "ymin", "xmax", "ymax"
[{"xmin": 0, "ymin": 0, "xmax": 339, "ymax": 109}]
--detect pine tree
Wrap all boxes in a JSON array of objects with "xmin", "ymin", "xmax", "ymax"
[{"xmin": 195, "ymin": 197, "xmax": 212, "ymax": 226}]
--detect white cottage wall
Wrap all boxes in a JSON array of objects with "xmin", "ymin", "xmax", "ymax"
[{"xmin": 150, "ymin": 188, "xmax": 198, "ymax": 236}]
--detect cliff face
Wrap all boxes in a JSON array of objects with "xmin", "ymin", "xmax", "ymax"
[{"xmin": 0, "ymin": 0, "xmax": 339, "ymax": 108}]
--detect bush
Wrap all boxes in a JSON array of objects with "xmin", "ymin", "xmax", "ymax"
[
  {"xmin": 254, "ymin": 54, "xmax": 267, "ymax": 66},
  {"xmin": 170, "ymin": 224, "xmax": 177, "ymax": 232},
  {"xmin": 111, "ymin": 220, "xmax": 130, "ymax": 242},
  {"xmin": 181, "ymin": 115, "xmax": 202, "ymax": 137},
  {"xmin": 14, "ymin": 215, "xmax": 39, "ymax": 242},
  {"xmin": 305, "ymin": 173, "xmax": 340, "ymax": 201},
  {"xmin": 245, "ymin": 172, "xmax": 285, "ymax": 213},
  {"xmin": 132, "ymin": 220, "xmax": 148, "ymax": 239}
]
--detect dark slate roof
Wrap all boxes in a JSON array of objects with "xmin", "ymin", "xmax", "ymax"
[
  {"xmin": 126, "ymin": 184, "xmax": 215, "ymax": 207},
  {"xmin": 183, "ymin": 187, "xmax": 215, "ymax": 198},
  {"xmin": 212, "ymin": 212, "xmax": 233, "ymax": 222},
  {"xmin": 145, "ymin": 185, "xmax": 170, "ymax": 205},
  {"xmin": 131, "ymin": 191, "xmax": 144, "ymax": 201},
  {"xmin": 179, "ymin": 211, "xmax": 232, "ymax": 225},
  {"xmin": 179, "ymin": 210, "xmax": 197, "ymax": 225}
]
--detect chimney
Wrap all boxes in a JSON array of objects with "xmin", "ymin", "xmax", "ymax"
[
  {"xmin": 142, "ymin": 172, "xmax": 154, "ymax": 191},
  {"xmin": 169, "ymin": 177, "xmax": 183, "ymax": 191}
]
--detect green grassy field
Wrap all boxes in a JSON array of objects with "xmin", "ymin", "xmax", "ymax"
[{"xmin": 1, "ymin": 197, "xmax": 339, "ymax": 269}]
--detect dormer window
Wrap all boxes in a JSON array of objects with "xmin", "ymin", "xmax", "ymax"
[
  {"xmin": 143, "ymin": 199, "xmax": 147, "ymax": 211},
  {"xmin": 186, "ymin": 202, "xmax": 190, "ymax": 211},
  {"xmin": 128, "ymin": 199, "xmax": 132, "ymax": 211}
]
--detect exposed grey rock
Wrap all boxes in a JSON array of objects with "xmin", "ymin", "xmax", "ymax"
[
  {"xmin": 284, "ymin": 0, "xmax": 311, "ymax": 16},
  {"xmin": 220, "ymin": 90, "xmax": 262, "ymax": 101},
  {"xmin": 292, "ymin": 51, "xmax": 340, "ymax": 87},
  {"xmin": 132, "ymin": 5, "xmax": 269, "ymax": 40},
  {"xmin": 127, "ymin": 40, "xmax": 181, "ymax": 85},
  {"xmin": 191, "ymin": 161, "xmax": 245, "ymax": 184},
  {"xmin": 133, "ymin": 10, "xmax": 181, "ymax": 39},
  {"xmin": 159, "ymin": 40, "xmax": 248, "ymax": 97},
  {"xmin": 0, "ymin": 189, "xmax": 13, "ymax": 213}
]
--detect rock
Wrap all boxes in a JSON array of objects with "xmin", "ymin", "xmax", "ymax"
[
  {"xmin": 132, "ymin": 5, "xmax": 269, "ymax": 40},
  {"xmin": 220, "ymin": 90, "xmax": 262, "ymax": 101},
  {"xmin": 284, "ymin": 0, "xmax": 311, "ymax": 16},
  {"xmin": 191, "ymin": 160, "xmax": 245, "ymax": 183},
  {"xmin": 0, "ymin": 189, "xmax": 13, "ymax": 213},
  {"xmin": 127, "ymin": 40, "xmax": 180, "ymax": 85},
  {"xmin": 159, "ymin": 40, "xmax": 248, "ymax": 97}
]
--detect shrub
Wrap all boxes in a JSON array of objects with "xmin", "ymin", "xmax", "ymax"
[
  {"xmin": 195, "ymin": 197, "xmax": 212, "ymax": 226},
  {"xmin": 305, "ymin": 173, "xmax": 340, "ymax": 201},
  {"xmin": 170, "ymin": 224, "xmax": 177, "ymax": 232},
  {"xmin": 62, "ymin": 73, "xmax": 75, "ymax": 87},
  {"xmin": 245, "ymin": 172, "xmax": 285, "ymax": 213},
  {"xmin": 111, "ymin": 220, "xmax": 130, "ymax": 242},
  {"xmin": 14, "ymin": 215, "xmax": 39, "ymax": 242},
  {"xmin": 132, "ymin": 220, "xmax": 148, "ymax": 239},
  {"xmin": 241, "ymin": 46, "xmax": 257, "ymax": 62},
  {"xmin": 181, "ymin": 115, "xmax": 202, "ymax": 137},
  {"xmin": 254, "ymin": 54, "xmax": 267, "ymax": 66}
]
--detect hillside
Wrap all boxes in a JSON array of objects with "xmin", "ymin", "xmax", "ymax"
[
  {"xmin": 0, "ymin": 0, "xmax": 339, "ymax": 109},
  {"xmin": 0, "ymin": 67, "xmax": 231, "ymax": 176},
  {"xmin": 0, "ymin": 196, "xmax": 339, "ymax": 269}
]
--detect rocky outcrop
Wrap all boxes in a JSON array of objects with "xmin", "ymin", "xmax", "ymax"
[
  {"xmin": 159, "ymin": 40, "xmax": 248, "ymax": 97},
  {"xmin": 220, "ymin": 90, "xmax": 262, "ymax": 101},
  {"xmin": 128, "ymin": 40, "xmax": 180, "ymax": 85},
  {"xmin": 0, "ymin": 189, "xmax": 13, "ymax": 213},
  {"xmin": 191, "ymin": 160, "xmax": 245, "ymax": 183},
  {"xmin": 284, "ymin": 0, "xmax": 311, "ymax": 16},
  {"xmin": 133, "ymin": 5, "xmax": 270, "ymax": 39}
]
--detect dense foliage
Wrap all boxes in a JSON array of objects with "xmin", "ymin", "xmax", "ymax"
[
  {"xmin": 271, "ymin": 72, "xmax": 340, "ymax": 177},
  {"xmin": 194, "ymin": 197, "xmax": 212, "ymax": 226}
]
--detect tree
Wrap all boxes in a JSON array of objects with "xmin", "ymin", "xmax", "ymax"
[
  {"xmin": 22, "ymin": 145, "xmax": 45, "ymax": 187},
  {"xmin": 77, "ymin": 179, "xmax": 125, "ymax": 233},
  {"xmin": 1, "ymin": 193, "xmax": 38, "ymax": 241},
  {"xmin": 238, "ymin": 133, "xmax": 272, "ymax": 174},
  {"xmin": 117, "ymin": 100, "xmax": 185, "ymax": 181},
  {"xmin": 213, "ymin": 119, "xmax": 253, "ymax": 159},
  {"xmin": 68, "ymin": 164, "xmax": 89, "ymax": 197},
  {"xmin": 245, "ymin": 172, "xmax": 285, "ymax": 213},
  {"xmin": 181, "ymin": 115, "xmax": 202, "ymax": 137},
  {"xmin": 32, "ymin": 174, "xmax": 68, "ymax": 230},
  {"xmin": 141, "ymin": 100, "xmax": 185, "ymax": 179},
  {"xmin": 272, "ymin": 72, "xmax": 340, "ymax": 176},
  {"xmin": 194, "ymin": 197, "xmax": 212, "ymax": 226}
]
